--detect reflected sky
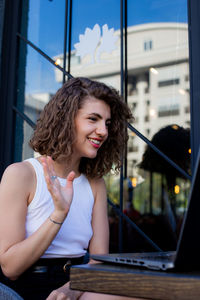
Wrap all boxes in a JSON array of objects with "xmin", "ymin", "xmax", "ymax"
[
  {"xmin": 26, "ymin": 0, "xmax": 188, "ymax": 93},
  {"xmin": 28, "ymin": 0, "xmax": 187, "ymax": 55}
]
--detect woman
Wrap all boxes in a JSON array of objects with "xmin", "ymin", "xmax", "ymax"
[{"xmin": 0, "ymin": 77, "xmax": 139, "ymax": 300}]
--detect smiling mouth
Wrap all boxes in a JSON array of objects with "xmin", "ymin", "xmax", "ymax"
[
  {"xmin": 88, "ymin": 138, "xmax": 101, "ymax": 145},
  {"xmin": 88, "ymin": 138, "xmax": 103, "ymax": 149}
]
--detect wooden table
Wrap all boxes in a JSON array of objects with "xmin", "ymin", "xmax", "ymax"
[{"xmin": 70, "ymin": 263, "xmax": 200, "ymax": 299}]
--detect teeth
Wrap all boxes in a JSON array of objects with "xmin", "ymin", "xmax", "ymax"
[{"xmin": 88, "ymin": 138, "xmax": 100, "ymax": 145}]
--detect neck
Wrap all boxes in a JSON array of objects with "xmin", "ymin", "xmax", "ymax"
[
  {"xmin": 40, "ymin": 155, "xmax": 81, "ymax": 178},
  {"xmin": 55, "ymin": 157, "xmax": 81, "ymax": 178}
]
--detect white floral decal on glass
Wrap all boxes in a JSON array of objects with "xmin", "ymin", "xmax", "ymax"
[{"xmin": 74, "ymin": 24, "xmax": 118, "ymax": 65}]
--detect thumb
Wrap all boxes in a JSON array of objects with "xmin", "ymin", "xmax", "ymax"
[{"xmin": 66, "ymin": 171, "xmax": 76, "ymax": 189}]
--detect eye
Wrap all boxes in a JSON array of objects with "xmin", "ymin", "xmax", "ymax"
[
  {"xmin": 88, "ymin": 117, "xmax": 97, "ymax": 121},
  {"xmin": 106, "ymin": 121, "xmax": 111, "ymax": 128}
]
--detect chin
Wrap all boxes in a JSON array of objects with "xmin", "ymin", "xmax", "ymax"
[
  {"xmin": 84, "ymin": 151, "xmax": 98, "ymax": 159},
  {"xmin": 88, "ymin": 154, "xmax": 98, "ymax": 159}
]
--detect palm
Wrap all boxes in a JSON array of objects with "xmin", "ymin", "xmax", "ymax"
[
  {"xmin": 51, "ymin": 177, "xmax": 74, "ymax": 212},
  {"xmin": 41, "ymin": 156, "xmax": 76, "ymax": 214}
]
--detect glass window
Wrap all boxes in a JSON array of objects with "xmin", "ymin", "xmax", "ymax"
[
  {"xmin": 144, "ymin": 39, "xmax": 153, "ymax": 51},
  {"xmin": 27, "ymin": 0, "xmax": 65, "ymax": 58},
  {"xmin": 14, "ymin": 0, "xmax": 191, "ymax": 252},
  {"xmin": 126, "ymin": 0, "xmax": 190, "ymax": 251},
  {"xmin": 158, "ymin": 79, "xmax": 180, "ymax": 87},
  {"xmin": 16, "ymin": 1, "xmax": 66, "ymax": 160},
  {"xmin": 21, "ymin": 44, "xmax": 63, "ymax": 160},
  {"xmin": 70, "ymin": 0, "xmax": 121, "ymax": 91}
]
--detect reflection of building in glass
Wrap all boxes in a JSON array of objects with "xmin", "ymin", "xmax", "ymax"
[
  {"xmin": 43, "ymin": 23, "xmax": 190, "ymax": 178},
  {"xmin": 23, "ymin": 93, "xmax": 53, "ymax": 159}
]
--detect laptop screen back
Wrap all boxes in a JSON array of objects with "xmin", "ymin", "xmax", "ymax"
[{"xmin": 175, "ymin": 147, "xmax": 200, "ymax": 269}]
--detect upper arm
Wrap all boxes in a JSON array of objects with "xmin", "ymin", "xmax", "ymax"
[
  {"xmin": 88, "ymin": 178, "xmax": 109, "ymax": 255},
  {"xmin": 0, "ymin": 162, "xmax": 34, "ymax": 256}
]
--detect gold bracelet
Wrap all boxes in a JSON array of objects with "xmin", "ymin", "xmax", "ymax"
[{"xmin": 49, "ymin": 216, "xmax": 63, "ymax": 225}]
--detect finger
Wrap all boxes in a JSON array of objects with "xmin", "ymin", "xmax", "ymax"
[
  {"xmin": 65, "ymin": 171, "xmax": 76, "ymax": 189},
  {"xmin": 47, "ymin": 292, "xmax": 68, "ymax": 300},
  {"xmin": 44, "ymin": 157, "xmax": 59, "ymax": 184},
  {"xmin": 47, "ymin": 156, "xmax": 56, "ymax": 175},
  {"xmin": 41, "ymin": 158, "xmax": 50, "ymax": 180},
  {"xmin": 41, "ymin": 157, "xmax": 48, "ymax": 176},
  {"xmin": 41, "ymin": 158, "xmax": 56, "ymax": 189},
  {"xmin": 41, "ymin": 157, "xmax": 50, "ymax": 174},
  {"xmin": 58, "ymin": 293, "xmax": 69, "ymax": 300}
]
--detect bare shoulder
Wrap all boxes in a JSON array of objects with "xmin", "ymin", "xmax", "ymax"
[
  {"xmin": 1, "ymin": 161, "xmax": 34, "ymax": 181},
  {"xmin": 88, "ymin": 177, "xmax": 107, "ymax": 200},
  {"xmin": 0, "ymin": 161, "xmax": 35, "ymax": 193}
]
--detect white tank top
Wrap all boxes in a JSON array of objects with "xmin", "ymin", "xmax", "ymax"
[{"xmin": 25, "ymin": 158, "xmax": 94, "ymax": 258}]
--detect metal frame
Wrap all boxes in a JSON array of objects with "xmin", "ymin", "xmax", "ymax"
[
  {"xmin": 0, "ymin": 0, "xmax": 21, "ymax": 176},
  {"xmin": 0, "ymin": 0, "xmax": 5, "ymax": 79},
  {"xmin": 187, "ymin": 0, "xmax": 200, "ymax": 172},
  {"xmin": 62, "ymin": 0, "xmax": 73, "ymax": 83}
]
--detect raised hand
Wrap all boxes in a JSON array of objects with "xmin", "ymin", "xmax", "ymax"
[{"xmin": 41, "ymin": 156, "xmax": 76, "ymax": 217}]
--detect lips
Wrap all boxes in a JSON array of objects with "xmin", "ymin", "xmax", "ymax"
[{"xmin": 88, "ymin": 137, "xmax": 102, "ymax": 148}]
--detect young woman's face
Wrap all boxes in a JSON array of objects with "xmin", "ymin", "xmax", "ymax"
[{"xmin": 73, "ymin": 96, "xmax": 111, "ymax": 159}]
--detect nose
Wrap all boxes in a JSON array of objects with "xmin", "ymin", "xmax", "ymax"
[{"xmin": 96, "ymin": 121, "xmax": 108, "ymax": 138}]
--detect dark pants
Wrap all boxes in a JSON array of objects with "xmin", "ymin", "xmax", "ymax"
[{"xmin": 0, "ymin": 256, "xmax": 86, "ymax": 300}]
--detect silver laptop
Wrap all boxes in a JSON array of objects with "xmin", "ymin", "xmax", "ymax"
[{"xmin": 91, "ymin": 146, "xmax": 200, "ymax": 271}]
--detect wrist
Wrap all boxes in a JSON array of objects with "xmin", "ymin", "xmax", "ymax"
[
  {"xmin": 50, "ymin": 211, "xmax": 67, "ymax": 224},
  {"xmin": 49, "ymin": 216, "xmax": 63, "ymax": 225}
]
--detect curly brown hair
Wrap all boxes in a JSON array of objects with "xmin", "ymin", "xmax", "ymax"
[{"xmin": 29, "ymin": 77, "xmax": 132, "ymax": 178}]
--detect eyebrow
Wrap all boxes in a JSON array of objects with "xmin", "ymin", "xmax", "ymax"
[{"xmin": 88, "ymin": 113, "xmax": 111, "ymax": 122}]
